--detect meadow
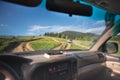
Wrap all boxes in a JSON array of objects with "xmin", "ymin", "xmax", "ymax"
[{"xmin": 30, "ymin": 38, "xmax": 60, "ymax": 50}]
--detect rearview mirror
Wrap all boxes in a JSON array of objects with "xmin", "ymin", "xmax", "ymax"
[
  {"xmin": 46, "ymin": 0, "xmax": 92, "ymax": 16},
  {"xmin": 3, "ymin": 0, "xmax": 42, "ymax": 7},
  {"xmin": 105, "ymin": 42, "xmax": 118, "ymax": 54}
]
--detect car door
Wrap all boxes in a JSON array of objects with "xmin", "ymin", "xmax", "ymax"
[
  {"xmin": 106, "ymin": 55, "xmax": 120, "ymax": 80},
  {"xmin": 104, "ymin": 37, "xmax": 120, "ymax": 80}
]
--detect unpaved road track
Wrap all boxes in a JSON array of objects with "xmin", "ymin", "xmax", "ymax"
[
  {"xmin": 52, "ymin": 38, "xmax": 64, "ymax": 50},
  {"xmin": 65, "ymin": 43, "xmax": 71, "ymax": 49},
  {"xmin": 53, "ymin": 43, "xmax": 71, "ymax": 50},
  {"xmin": 53, "ymin": 43, "xmax": 64, "ymax": 50},
  {"xmin": 12, "ymin": 37, "xmax": 72, "ymax": 53},
  {"xmin": 52, "ymin": 37, "xmax": 72, "ymax": 50},
  {"xmin": 12, "ymin": 38, "xmax": 43, "ymax": 53},
  {"xmin": 12, "ymin": 42, "xmax": 34, "ymax": 53}
]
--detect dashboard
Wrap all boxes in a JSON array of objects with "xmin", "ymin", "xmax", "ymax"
[
  {"xmin": 0, "ymin": 51, "xmax": 106, "ymax": 80},
  {"xmin": 29, "ymin": 58, "xmax": 77, "ymax": 80}
]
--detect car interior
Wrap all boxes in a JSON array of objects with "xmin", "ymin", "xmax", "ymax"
[{"xmin": 0, "ymin": 0, "xmax": 120, "ymax": 80}]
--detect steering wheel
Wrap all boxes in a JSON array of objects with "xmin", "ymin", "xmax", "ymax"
[{"xmin": 0, "ymin": 61, "xmax": 19, "ymax": 80}]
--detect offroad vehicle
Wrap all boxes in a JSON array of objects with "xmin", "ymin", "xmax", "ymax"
[{"xmin": 67, "ymin": 39, "xmax": 72, "ymax": 43}]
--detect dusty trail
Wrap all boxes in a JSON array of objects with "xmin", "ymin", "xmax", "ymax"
[
  {"xmin": 52, "ymin": 37, "xmax": 72, "ymax": 50},
  {"xmin": 12, "ymin": 42, "xmax": 34, "ymax": 53},
  {"xmin": 52, "ymin": 37, "xmax": 63, "ymax": 50},
  {"xmin": 12, "ymin": 38, "xmax": 43, "ymax": 53},
  {"xmin": 52, "ymin": 38, "xmax": 72, "ymax": 50},
  {"xmin": 12, "ymin": 37, "xmax": 72, "ymax": 53},
  {"xmin": 53, "ymin": 43, "xmax": 64, "ymax": 50},
  {"xmin": 53, "ymin": 43, "xmax": 71, "ymax": 50},
  {"xmin": 65, "ymin": 43, "xmax": 71, "ymax": 49}
]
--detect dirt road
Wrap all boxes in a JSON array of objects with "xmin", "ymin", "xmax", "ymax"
[
  {"xmin": 12, "ymin": 38, "xmax": 43, "ymax": 53},
  {"xmin": 12, "ymin": 42, "xmax": 34, "ymax": 53},
  {"xmin": 12, "ymin": 37, "xmax": 72, "ymax": 53},
  {"xmin": 53, "ymin": 43, "xmax": 64, "ymax": 50},
  {"xmin": 53, "ymin": 43, "xmax": 71, "ymax": 50},
  {"xmin": 52, "ymin": 38, "xmax": 71, "ymax": 50},
  {"xmin": 65, "ymin": 43, "xmax": 71, "ymax": 49}
]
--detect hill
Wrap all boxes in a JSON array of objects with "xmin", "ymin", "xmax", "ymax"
[
  {"xmin": 61, "ymin": 31, "xmax": 96, "ymax": 37},
  {"xmin": 44, "ymin": 31, "xmax": 98, "ymax": 40}
]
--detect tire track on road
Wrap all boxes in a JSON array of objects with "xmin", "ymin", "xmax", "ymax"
[
  {"xmin": 65, "ymin": 43, "xmax": 71, "ymax": 49},
  {"xmin": 12, "ymin": 42, "xmax": 34, "ymax": 53},
  {"xmin": 12, "ymin": 38, "xmax": 43, "ymax": 53}
]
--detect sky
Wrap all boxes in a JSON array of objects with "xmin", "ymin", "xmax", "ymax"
[{"xmin": 0, "ymin": 0, "xmax": 107, "ymax": 36}]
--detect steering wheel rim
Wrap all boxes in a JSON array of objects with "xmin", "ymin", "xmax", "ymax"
[{"xmin": 0, "ymin": 61, "xmax": 19, "ymax": 80}]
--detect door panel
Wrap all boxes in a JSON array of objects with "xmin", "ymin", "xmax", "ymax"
[
  {"xmin": 106, "ymin": 55, "xmax": 120, "ymax": 80},
  {"xmin": 106, "ymin": 61, "xmax": 120, "ymax": 75}
]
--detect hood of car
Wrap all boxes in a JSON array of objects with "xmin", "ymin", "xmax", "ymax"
[{"xmin": 83, "ymin": 0, "xmax": 120, "ymax": 15}]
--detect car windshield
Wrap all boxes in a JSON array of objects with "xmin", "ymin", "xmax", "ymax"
[{"xmin": 0, "ymin": 1, "xmax": 115, "ymax": 54}]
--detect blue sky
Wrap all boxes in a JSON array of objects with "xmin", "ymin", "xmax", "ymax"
[{"xmin": 0, "ymin": 0, "xmax": 107, "ymax": 36}]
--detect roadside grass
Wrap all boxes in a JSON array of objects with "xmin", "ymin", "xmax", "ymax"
[
  {"xmin": 57, "ymin": 38, "xmax": 67, "ymax": 42},
  {"xmin": 0, "ymin": 40, "xmax": 11, "ymax": 52},
  {"xmin": 46, "ymin": 36, "xmax": 67, "ymax": 43},
  {"xmin": 78, "ymin": 40, "xmax": 92, "ymax": 47},
  {"xmin": 12, "ymin": 36, "xmax": 42, "ymax": 41},
  {"xmin": 30, "ymin": 38, "xmax": 60, "ymax": 50},
  {"xmin": 73, "ymin": 40, "xmax": 91, "ymax": 50},
  {"xmin": 15, "ymin": 36, "xmax": 34, "ymax": 41},
  {"xmin": 0, "ymin": 36, "xmax": 42, "ymax": 53},
  {"xmin": 0, "ymin": 36, "xmax": 17, "ymax": 52},
  {"xmin": 71, "ymin": 44, "xmax": 87, "ymax": 50}
]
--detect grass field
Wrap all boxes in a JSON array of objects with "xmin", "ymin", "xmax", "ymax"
[
  {"xmin": 70, "ymin": 44, "xmax": 89, "ymax": 50},
  {"xmin": 30, "ymin": 38, "xmax": 60, "ymax": 50},
  {"xmin": 0, "ymin": 37, "xmax": 16, "ymax": 52},
  {"xmin": 78, "ymin": 40, "xmax": 92, "ymax": 47},
  {"xmin": 0, "ymin": 40, "xmax": 11, "ymax": 52}
]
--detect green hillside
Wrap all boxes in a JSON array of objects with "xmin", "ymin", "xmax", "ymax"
[{"xmin": 44, "ymin": 30, "xmax": 98, "ymax": 41}]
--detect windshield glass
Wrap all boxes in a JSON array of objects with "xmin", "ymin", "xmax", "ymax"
[{"xmin": 0, "ymin": 1, "xmax": 106, "ymax": 53}]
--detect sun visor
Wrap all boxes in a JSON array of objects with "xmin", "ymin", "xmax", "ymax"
[{"xmin": 2, "ymin": 0, "xmax": 42, "ymax": 7}]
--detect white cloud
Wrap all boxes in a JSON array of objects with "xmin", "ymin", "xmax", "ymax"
[
  {"xmin": 0, "ymin": 24, "xmax": 8, "ymax": 27},
  {"xmin": 85, "ymin": 26, "xmax": 105, "ymax": 34},
  {"xmin": 94, "ymin": 20, "xmax": 105, "ymax": 25},
  {"xmin": 27, "ymin": 20, "xmax": 106, "ymax": 35},
  {"xmin": 28, "ymin": 25, "xmax": 49, "ymax": 32},
  {"xmin": 27, "ymin": 25, "xmax": 83, "ymax": 35},
  {"xmin": 49, "ymin": 25, "xmax": 82, "ymax": 32}
]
